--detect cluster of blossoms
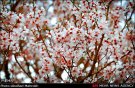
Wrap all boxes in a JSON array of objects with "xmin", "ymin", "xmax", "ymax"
[
  {"xmin": 0, "ymin": 0, "xmax": 134, "ymax": 83},
  {"xmin": 0, "ymin": 3, "xmax": 48, "ymax": 58}
]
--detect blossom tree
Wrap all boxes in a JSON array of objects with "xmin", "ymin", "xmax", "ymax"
[{"xmin": 0, "ymin": 0, "xmax": 135, "ymax": 83}]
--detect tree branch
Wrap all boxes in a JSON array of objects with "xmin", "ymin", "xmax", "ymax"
[
  {"xmin": 106, "ymin": 0, "xmax": 113, "ymax": 20},
  {"xmin": 79, "ymin": 34, "xmax": 104, "ymax": 83},
  {"xmin": 11, "ymin": 0, "xmax": 21, "ymax": 12}
]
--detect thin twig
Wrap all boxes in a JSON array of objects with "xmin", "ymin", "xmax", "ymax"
[
  {"xmin": 120, "ymin": 50, "xmax": 131, "ymax": 59},
  {"xmin": 36, "ymin": 26, "xmax": 52, "ymax": 58},
  {"xmin": 14, "ymin": 54, "xmax": 34, "ymax": 83}
]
